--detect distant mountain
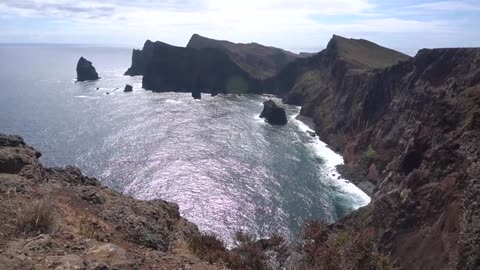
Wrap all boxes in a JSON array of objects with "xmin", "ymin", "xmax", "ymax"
[{"xmin": 186, "ymin": 34, "xmax": 302, "ymax": 79}]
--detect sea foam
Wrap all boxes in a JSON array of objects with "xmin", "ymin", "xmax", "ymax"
[{"xmin": 291, "ymin": 112, "xmax": 371, "ymax": 209}]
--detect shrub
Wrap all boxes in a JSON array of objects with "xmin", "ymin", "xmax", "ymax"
[
  {"xmin": 189, "ymin": 233, "xmax": 228, "ymax": 264},
  {"xmin": 15, "ymin": 197, "xmax": 55, "ymax": 236},
  {"xmin": 301, "ymin": 220, "xmax": 397, "ymax": 270},
  {"xmin": 230, "ymin": 231, "xmax": 267, "ymax": 270},
  {"xmin": 364, "ymin": 145, "xmax": 378, "ymax": 161}
]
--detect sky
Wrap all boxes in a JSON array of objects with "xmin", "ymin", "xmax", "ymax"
[{"xmin": 0, "ymin": 0, "xmax": 479, "ymax": 55}]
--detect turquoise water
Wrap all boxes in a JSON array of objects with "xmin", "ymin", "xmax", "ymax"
[{"xmin": 0, "ymin": 44, "xmax": 369, "ymax": 243}]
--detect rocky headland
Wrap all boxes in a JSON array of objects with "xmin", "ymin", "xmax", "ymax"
[
  {"xmin": 186, "ymin": 34, "xmax": 305, "ymax": 79},
  {"xmin": 273, "ymin": 37, "xmax": 480, "ymax": 269},
  {"xmin": 127, "ymin": 40, "xmax": 262, "ymax": 96}
]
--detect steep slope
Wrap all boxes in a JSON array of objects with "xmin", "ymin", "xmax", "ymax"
[
  {"xmin": 124, "ymin": 40, "xmax": 155, "ymax": 76},
  {"xmin": 300, "ymin": 48, "xmax": 480, "ymax": 270},
  {"xmin": 186, "ymin": 34, "xmax": 301, "ymax": 79},
  {"xmin": 0, "ymin": 134, "xmax": 224, "ymax": 269},
  {"xmin": 141, "ymin": 41, "xmax": 262, "ymax": 96},
  {"xmin": 264, "ymin": 35, "xmax": 411, "ymax": 103}
]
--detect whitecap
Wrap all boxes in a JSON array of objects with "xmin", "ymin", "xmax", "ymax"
[
  {"xmin": 291, "ymin": 113, "xmax": 371, "ymax": 208},
  {"xmin": 74, "ymin": 95, "xmax": 99, "ymax": 99},
  {"xmin": 165, "ymin": 99, "xmax": 183, "ymax": 104}
]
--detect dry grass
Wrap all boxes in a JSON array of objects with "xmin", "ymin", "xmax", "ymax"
[
  {"xmin": 75, "ymin": 213, "xmax": 103, "ymax": 240},
  {"xmin": 189, "ymin": 233, "xmax": 228, "ymax": 264},
  {"xmin": 15, "ymin": 197, "xmax": 55, "ymax": 236}
]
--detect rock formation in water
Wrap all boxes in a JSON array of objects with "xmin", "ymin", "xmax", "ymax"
[
  {"xmin": 186, "ymin": 34, "xmax": 303, "ymax": 79},
  {"xmin": 0, "ymin": 134, "xmax": 225, "ymax": 269},
  {"xmin": 139, "ymin": 41, "xmax": 262, "ymax": 96},
  {"xmin": 260, "ymin": 100, "xmax": 288, "ymax": 125},
  {"xmin": 282, "ymin": 37, "xmax": 480, "ymax": 269},
  {"xmin": 124, "ymin": 84, "xmax": 133, "ymax": 92},
  {"xmin": 76, "ymin": 57, "xmax": 99, "ymax": 82}
]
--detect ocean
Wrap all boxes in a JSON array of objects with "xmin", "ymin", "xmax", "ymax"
[{"xmin": 0, "ymin": 44, "xmax": 369, "ymax": 244}]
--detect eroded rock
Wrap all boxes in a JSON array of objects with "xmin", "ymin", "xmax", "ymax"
[{"xmin": 260, "ymin": 100, "xmax": 288, "ymax": 125}]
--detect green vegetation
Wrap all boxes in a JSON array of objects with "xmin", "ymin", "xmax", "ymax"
[
  {"xmin": 302, "ymin": 220, "xmax": 397, "ymax": 270},
  {"xmin": 189, "ymin": 217, "xmax": 395, "ymax": 270},
  {"xmin": 189, "ymin": 231, "xmax": 289, "ymax": 270},
  {"xmin": 364, "ymin": 145, "xmax": 378, "ymax": 161}
]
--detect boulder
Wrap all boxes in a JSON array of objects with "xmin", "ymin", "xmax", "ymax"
[
  {"xmin": 124, "ymin": 84, "xmax": 133, "ymax": 92},
  {"xmin": 76, "ymin": 57, "xmax": 99, "ymax": 82},
  {"xmin": 260, "ymin": 100, "xmax": 288, "ymax": 125}
]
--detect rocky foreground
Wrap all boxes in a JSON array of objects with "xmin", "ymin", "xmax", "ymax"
[{"xmin": 0, "ymin": 134, "xmax": 224, "ymax": 269}]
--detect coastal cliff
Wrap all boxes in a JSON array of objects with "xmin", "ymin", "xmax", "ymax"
[
  {"xmin": 0, "ymin": 134, "xmax": 223, "ymax": 269},
  {"xmin": 294, "ymin": 46, "xmax": 480, "ymax": 269},
  {"xmin": 186, "ymin": 34, "xmax": 303, "ymax": 79},
  {"xmin": 129, "ymin": 40, "xmax": 262, "ymax": 96}
]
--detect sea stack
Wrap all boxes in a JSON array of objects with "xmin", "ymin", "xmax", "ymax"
[
  {"xmin": 76, "ymin": 57, "xmax": 99, "ymax": 82},
  {"xmin": 260, "ymin": 100, "xmax": 288, "ymax": 125},
  {"xmin": 124, "ymin": 84, "xmax": 133, "ymax": 92}
]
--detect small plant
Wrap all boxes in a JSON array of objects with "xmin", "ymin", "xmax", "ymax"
[
  {"xmin": 189, "ymin": 233, "xmax": 228, "ymax": 264},
  {"xmin": 76, "ymin": 213, "xmax": 102, "ymax": 240},
  {"xmin": 364, "ymin": 145, "xmax": 378, "ymax": 161},
  {"xmin": 230, "ymin": 231, "xmax": 267, "ymax": 270},
  {"xmin": 301, "ymin": 220, "xmax": 397, "ymax": 270},
  {"xmin": 15, "ymin": 197, "xmax": 55, "ymax": 236}
]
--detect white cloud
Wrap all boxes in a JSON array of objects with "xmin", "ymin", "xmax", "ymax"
[
  {"xmin": 409, "ymin": 1, "xmax": 480, "ymax": 11},
  {"xmin": 0, "ymin": 0, "xmax": 476, "ymax": 53}
]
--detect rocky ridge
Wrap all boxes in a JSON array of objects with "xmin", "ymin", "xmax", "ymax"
[
  {"xmin": 0, "ymin": 134, "xmax": 224, "ymax": 269},
  {"xmin": 289, "ymin": 45, "xmax": 480, "ymax": 269},
  {"xmin": 186, "ymin": 34, "xmax": 303, "ymax": 79}
]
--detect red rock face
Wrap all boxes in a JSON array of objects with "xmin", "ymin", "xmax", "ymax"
[
  {"xmin": 367, "ymin": 163, "xmax": 379, "ymax": 183},
  {"xmin": 296, "ymin": 48, "xmax": 480, "ymax": 269}
]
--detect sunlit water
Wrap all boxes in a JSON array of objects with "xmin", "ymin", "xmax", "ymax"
[{"xmin": 0, "ymin": 44, "xmax": 369, "ymax": 243}]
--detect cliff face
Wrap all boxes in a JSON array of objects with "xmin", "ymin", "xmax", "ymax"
[
  {"xmin": 186, "ymin": 34, "xmax": 302, "ymax": 79},
  {"xmin": 141, "ymin": 41, "xmax": 262, "ymax": 96},
  {"xmin": 124, "ymin": 40, "xmax": 155, "ymax": 76},
  {"xmin": 264, "ymin": 35, "xmax": 410, "ymax": 101},
  {"xmin": 0, "ymin": 134, "xmax": 223, "ymax": 269},
  {"xmin": 298, "ymin": 48, "xmax": 480, "ymax": 269}
]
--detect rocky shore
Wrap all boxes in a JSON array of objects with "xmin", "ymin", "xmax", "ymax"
[
  {"xmin": 290, "ymin": 46, "xmax": 480, "ymax": 269},
  {"xmin": 0, "ymin": 134, "xmax": 224, "ymax": 269}
]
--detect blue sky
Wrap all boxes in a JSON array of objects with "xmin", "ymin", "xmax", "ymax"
[{"xmin": 0, "ymin": 0, "xmax": 479, "ymax": 55}]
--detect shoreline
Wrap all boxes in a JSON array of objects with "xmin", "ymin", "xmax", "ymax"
[
  {"xmin": 294, "ymin": 113, "xmax": 375, "ymax": 197},
  {"xmin": 291, "ymin": 111, "xmax": 371, "ymax": 209}
]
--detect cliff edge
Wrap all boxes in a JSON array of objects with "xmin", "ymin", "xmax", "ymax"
[
  {"xmin": 0, "ymin": 134, "xmax": 223, "ymax": 269},
  {"xmin": 300, "ymin": 47, "xmax": 480, "ymax": 270}
]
